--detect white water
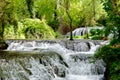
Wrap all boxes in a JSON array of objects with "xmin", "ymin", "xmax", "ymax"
[
  {"xmin": 65, "ymin": 27, "xmax": 104, "ymax": 38},
  {"xmin": 0, "ymin": 40, "xmax": 107, "ymax": 80}
]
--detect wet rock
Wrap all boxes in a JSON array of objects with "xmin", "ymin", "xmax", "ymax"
[
  {"xmin": 53, "ymin": 65, "xmax": 66, "ymax": 77},
  {"xmin": 0, "ymin": 41, "xmax": 8, "ymax": 50}
]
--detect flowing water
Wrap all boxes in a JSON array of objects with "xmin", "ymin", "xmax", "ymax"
[
  {"xmin": 65, "ymin": 27, "xmax": 104, "ymax": 37},
  {"xmin": 0, "ymin": 40, "xmax": 108, "ymax": 80}
]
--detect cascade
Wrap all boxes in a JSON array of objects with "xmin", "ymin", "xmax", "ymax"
[
  {"xmin": 65, "ymin": 27, "xmax": 104, "ymax": 38},
  {"xmin": 0, "ymin": 40, "xmax": 107, "ymax": 80}
]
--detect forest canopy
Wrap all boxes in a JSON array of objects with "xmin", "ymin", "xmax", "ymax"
[{"xmin": 0, "ymin": 0, "xmax": 119, "ymax": 40}]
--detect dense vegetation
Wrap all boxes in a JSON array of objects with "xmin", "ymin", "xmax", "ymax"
[
  {"xmin": 21, "ymin": 19, "xmax": 56, "ymax": 39},
  {"xmin": 0, "ymin": 0, "xmax": 106, "ymax": 40},
  {"xmin": 95, "ymin": 0, "xmax": 120, "ymax": 80},
  {"xmin": 95, "ymin": 39, "xmax": 120, "ymax": 80}
]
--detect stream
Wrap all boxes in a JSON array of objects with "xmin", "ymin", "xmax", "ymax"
[{"xmin": 0, "ymin": 40, "xmax": 108, "ymax": 80}]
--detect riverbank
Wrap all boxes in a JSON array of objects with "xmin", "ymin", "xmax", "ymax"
[{"xmin": 95, "ymin": 39, "xmax": 120, "ymax": 80}]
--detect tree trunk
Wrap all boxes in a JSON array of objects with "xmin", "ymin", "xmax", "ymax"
[
  {"xmin": 104, "ymin": 64, "xmax": 110, "ymax": 80},
  {"xmin": 65, "ymin": 0, "xmax": 73, "ymax": 40},
  {"xmin": 54, "ymin": 4, "xmax": 57, "ymax": 21},
  {"xmin": 26, "ymin": 0, "xmax": 35, "ymax": 18},
  {"xmin": 66, "ymin": 10, "xmax": 73, "ymax": 40},
  {"xmin": 85, "ymin": 26, "xmax": 89, "ymax": 39},
  {"xmin": 92, "ymin": 0, "xmax": 95, "ymax": 18},
  {"xmin": 0, "ymin": 23, "xmax": 3, "ymax": 39},
  {"xmin": 0, "ymin": 20, "xmax": 5, "ymax": 39},
  {"xmin": 53, "ymin": 2, "xmax": 59, "ymax": 31}
]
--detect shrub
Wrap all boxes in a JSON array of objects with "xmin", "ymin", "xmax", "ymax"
[
  {"xmin": 95, "ymin": 45, "xmax": 120, "ymax": 62},
  {"xmin": 110, "ymin": 61, "xmax": 120, "ymax": 80},
  {"xmin": 110, "ymin": 38, "xmax": 120, "ymax": 45},
  {"xmin": 94, "ymin": 40, "xmax": 120, "ymax": 80},
  {"xmin": 21, "ymin": 18, "xmax": 56, "ymax": 39},
  {"xmin": 4, "ymin": 25, "xmax": 15, "ymax": 39},
  {"xmin": 90, "ymin": 28, "xmax": 104, "ymax": 40}
]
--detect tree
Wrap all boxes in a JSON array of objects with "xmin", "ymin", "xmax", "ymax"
[
  {"xmin": 0, "ymin": 0, "xmax": 107, "ymax": 39},
  {"xmin": 34, "ymin": 0, "xmax": 59, "ymax": 30},
  {"xmin": 103, "ymin": 0, "xmax": 120, "ymax": 39},
  {"xmin": 64, "ymin": 0, "xmax": 73, "ymax": 40},
  {"xmin": 14, "ymin": 0, "xmax": 30, "ymax": 20},
  {"xmin": 0, "ymin": 0, "xmax": 6, "ymax": 39},
  {"xmin": 26, "ymin": 0, "xmax": 35, "ymax": 18},
  {"xmin": 0, "ymin": 0, "xmax": 11, "ymax": 39},
  {"xmin": 0, "ymin": 0, "xmax": 17, "ymax": 39}
]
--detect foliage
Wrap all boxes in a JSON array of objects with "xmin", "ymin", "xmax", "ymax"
[
  {"xmin": 94, "ymin": 1, "xmax": 120, "ymax": 79},
  {"xmin": 73, "ymin": 36, "xmax": 83, "ymax": 39},
  {"xmin": 34, "ymin": 0, "xmax": 58, "ymax": 29},
  {"xmin": 0, "ymin": 0, "xmax": 107, "ymax": 39},
  {"xmin": 110, "ymin": 61, "xmax": 120, "ymax": 80},
  {"xmin": 90, "ymin": 28, "xmax": 104, "ymax": 40},
  {"xmin": 58, "ymin": 0, "xmax": 106, "ymax": 27},
  {"xmin": 110, "ymin": 38, "xmax": 120, "ymax": 45},
  {"xmin": 0, "ymin": 0, "xmax": 16, "ymax": 39},
  {"xmin": 21, "ymin": 18, "xmax": 56, "ymax": 39},
  {"xmin": 55, "ymin": 31, "xmax": 63, "ymax": 39},
  {"xmin": 25, "ymin": 0, "xmax": 34, "ymax": 18},
  {"xmin": 14, "ymin": 0, "xmax": 30, "ymax": 19},
  {"xmin": 95, "ymin": 39, "xmax": 120, "ymax": 80},
  {"xmin": 3, "ymin": 25, "xmax": 15, "ymax": 39},
  {"xmin": 103, "ymin": 0, "xmax": 120, "ymax": 39},
  {"xmin": 95, "ymin": 44, "xmax": 120, "ymax": 62}
]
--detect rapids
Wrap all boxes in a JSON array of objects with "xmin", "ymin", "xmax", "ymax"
[{"xmin": 0, "ymin": 40, "xmax": 108, "ymax": 80}]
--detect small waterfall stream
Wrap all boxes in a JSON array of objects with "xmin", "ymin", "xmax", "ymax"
[
  {"xmin": 0, "ymin": 40, "xmax": 108, "ymax": 80},
  {"xmin": 65, "ymin": 27, "xmax": 104, "ymax": 37}
]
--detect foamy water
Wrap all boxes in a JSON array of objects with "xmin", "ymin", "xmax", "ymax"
[{"xmin": 0, "ymin": 40, "xmax": 107, "ymax": 80}]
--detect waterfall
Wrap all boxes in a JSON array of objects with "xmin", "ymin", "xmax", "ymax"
[
  {"xmin": 0, "ymin": 40, "xmax": 107, "ymax": 80},
  {"xmin": 65, "ymin": 27, "xmax": 104, "ymax": 38}
]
